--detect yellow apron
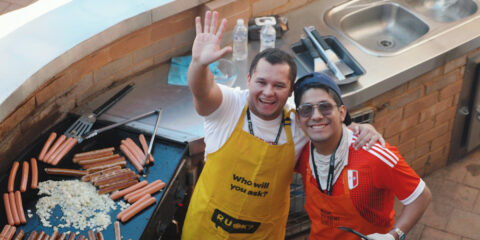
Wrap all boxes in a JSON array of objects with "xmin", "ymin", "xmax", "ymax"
[{"xmin": 182, "ymin": 104, "xmax": 295, "ymax": 239}]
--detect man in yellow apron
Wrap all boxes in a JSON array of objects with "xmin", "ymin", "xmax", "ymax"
[{"xmin": 182, "ymin": 11, "xmax": 383, "ymax": 239}]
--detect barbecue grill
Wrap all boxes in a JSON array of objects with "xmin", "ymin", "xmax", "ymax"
[{"xmin": 0, "ymin": 114, "xmax": 192, "ymax": 239}]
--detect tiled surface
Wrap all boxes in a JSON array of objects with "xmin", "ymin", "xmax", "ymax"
[{"xmin": 289, "ymin": 147, "xmax": 480, "ymax": 239}]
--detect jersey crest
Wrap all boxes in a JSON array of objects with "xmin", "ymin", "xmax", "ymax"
[{"xmin": 347, "ymin": 169, "xmax": 358, "ymax": 190}]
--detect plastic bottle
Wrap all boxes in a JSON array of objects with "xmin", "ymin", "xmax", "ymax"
[
  {"xmin": 260, "ymin": 20, "xmax": 276, "ymax": 52},
  {"xmin": 233, "ymin": 19, "xmax": 248, "ymax": 61}
]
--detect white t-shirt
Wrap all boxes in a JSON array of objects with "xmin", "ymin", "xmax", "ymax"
[{"xmin": 204, "ymin": 84, "xmax": 308, "ymax": 163}]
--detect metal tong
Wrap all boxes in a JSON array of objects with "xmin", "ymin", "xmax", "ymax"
[{"xmin": 338, "ymin": 226, "xmax": 371, "ymax": 239}]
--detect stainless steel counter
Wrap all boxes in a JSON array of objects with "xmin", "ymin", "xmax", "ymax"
[{"xmin": 93, "ymin": 0, "xmax": 480, "ymax": 154}]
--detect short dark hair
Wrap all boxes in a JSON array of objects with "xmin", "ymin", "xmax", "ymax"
[{"xmin": 249, "ymin": 48, "xmax": 297, "ymax": 88}]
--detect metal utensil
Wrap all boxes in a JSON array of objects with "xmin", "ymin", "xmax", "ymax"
[
  {"xmin": 143, "ymin": 109, "xmax": 162, "ymax": 175},
  {"xmin": 304, "ymin": 27, "xmax": 345, "ymax": 81},
  {"xmin": 301, "ymin": 37, "xmax": 328, "ymax": 72},
  {"xmin": 65, "ymin": 84, "xmax": 134, "ymax": 142},
  {"xmin": 310, "ymin": 27, "xmax": 355, "ymax": 77},
  {"xmin": 81, "ymin": 109, "xmax": 159, "ymax": 141},
  {"xmin": 338, "ymin": 226, "xmax": 371, "ymax": 239}
]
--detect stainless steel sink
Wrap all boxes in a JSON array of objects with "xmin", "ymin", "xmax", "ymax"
[
  {"xmin": 339, "ymin": 2, "xmax": 429, "ymax": 55},
  {"xmin": 325, "ymin": 0, "xmax": 480, "ymax": 56},
  {"xmin": 406, "ymin": 0, "xmax": 478, "ymax": 22}
]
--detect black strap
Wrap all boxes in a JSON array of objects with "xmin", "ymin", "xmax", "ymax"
[
  {"xmin": 310, "ymin": 143, "xmax": 335, "ymax": 195},
  {"xmin": 246, "ymin": 107, "xmax": 284, "ymax": 145}
]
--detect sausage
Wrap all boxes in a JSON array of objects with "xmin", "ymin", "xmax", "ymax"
[
  {"xmin": 14, "ymin": 191, "xmax": 26, "ymax": 224},
  {"xmin": 36, "ymin": 231, "xmax": 46, "ymax": 240},
  {"xmin": 86, "ymin": 161, "xmax": 127, "ymax": 174},
  {"xmin": 87, "ymin": 230, "xmax": 95, "ymax": 240},
  {"xmin": 119, "ymin": 145, "xmax": 143, "ymax": 173},
  {"xmin": 94, "ymin": 171, "xmax": 135, "ymax": 186},
  {"xmin": 30, "ymin": 158, "xmax": 38, "ymax": 190},
  {"xmin": 98, "ymin": 179, "xmax": 138, "ymax": 195},
  {"xmin": 26, "ymin": 230, "xmax": 37, "ymax": 240},
  {"xmin": 46, "ymin": 136, "xmax": 72, "ymax": 164},
  {"xmin": 39, "ymin": 132, "xmax": 57, "ymax": 161},
  {"xmin": 125, "ymin": 180, "xmax": 165, "ymax": 203},
  {"xmin": 73, "ymin": 147, "xmax": 115, "ymax": 162},
  {"xmin": 120, "ymin": 196, "xmax": 156, "ymax": 222},
  {"xmin": 8, "ymin": 162, "xmax": 20, "ymax": 192},
  {"xmin": 98, "ymin": 175, "xmax": 138, "ymax": 189},
  {"xmin": 77, "ymin": 235, "xmax": 85, "ymax": 240},
  {"xmin": 0, "ymin": 225, "xmax": 10, "ymax": 238},
  {"xmin": 89, "ymin": 168, "xmax": 128, "ymax": 184},
  {"xmin": 110, "ymin": 180, "xmax": 148, "ymax": 200},
  {"xmin": 5, "ymin": 225, "xmax": 16, "ymax": 240},
  {"xmin": 43, "ymin": 135, "xmax": 66, "ymax": 163},
  {"xmin": 67, "ymin": 232, "xmax": 75, "ymax": 240},
  {"xmin": 77, "ymin": 154, "xmax": 120, "ymax": 166},
  {"xmin": 13, "ymin": 229, "xmax": 24, "ymax": 240},
  {"xmin": 120, "ymin": 141, "xmax": 141, "ymax": 166},
  {"xmin": 3, "ymin": 193, "xmax": 14, "ymax": 225},
  {"xmin": 57, "ymin": 233, "xmax": 66, "ymax": 240},
  {"xmin": 8, "ymin": 192, "xmax": 20, "ymax": 225},
  {"xmin": 117, "ymin": 194, "xmax": 150, "ymax": 220},
  {"xmin": 95, "ymin": 231, "xmax": 104, "ymax": 240},
  {"xmin": 82, "ymin": 157, "xmax": 125, "ymax": 170},
  {"xmin": 81, "ymin": 166, "xmax": 122, "ymax": 182},
  {"xmin": 114, "ymin": 221, "xmax": 121, "ymax": 240},
  {"xmin": 20, "ymin": 161, "xmax": 29, "ymax": 192},
  {"xmin": 44, "ymin": 168, "xmax": 87, "ymax": 177},
  {"xmin": 124, "ymin": 138, "xmax": 146, "ymax": 165},
  {"xmin": 48, "ymin": 230, "xmax": 58, "ymax": 240},
  {"xmin": 51, "ymin": 138, "xmax": 78, "ymax": 166}
]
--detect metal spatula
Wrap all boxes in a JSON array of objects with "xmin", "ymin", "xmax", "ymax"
[{"xmin": 65, "ymin": 84, "xmax": 134, "ymax": 142}]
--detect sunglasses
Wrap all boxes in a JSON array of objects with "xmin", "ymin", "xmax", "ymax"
[{"xmin": 296, "ymin": 102, "xmax": 338, "ymax": 118}]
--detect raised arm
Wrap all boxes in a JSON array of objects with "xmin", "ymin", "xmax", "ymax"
[{"xmin": 188, "ymin": 11, "xmax": 232, "ymax": 116}]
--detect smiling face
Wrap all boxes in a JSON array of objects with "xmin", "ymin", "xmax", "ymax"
[
  {"xmin": 246, "ymin": 58, "xmax": 293, "ymax": 120},
  {"xmin": 296, "ymin": 88, "xmax": 346, "ymax": 153}
]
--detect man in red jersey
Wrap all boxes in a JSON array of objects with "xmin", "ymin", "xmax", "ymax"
[{"xmin": 294, "ymin": 72, "xmax": 431, "ymax": 240}]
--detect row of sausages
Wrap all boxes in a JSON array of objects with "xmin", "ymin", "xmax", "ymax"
[
  {"xmin": 0, "ymin": 225, "xmax": 113, "ymax": 240},
  {"xmin": 119, "ymin": 136, "xmax": 154, "ymax": 174},
  {"xmin": 38, "ymin": 133, "xmax": 77, "ymax": 166},
  {"xmin": 5, "ymin": 158, "xmax": 38, "ymax": 226},
  {"xmin": 8, "ymin": 159, "xmax": 38, "ymax": 193}
]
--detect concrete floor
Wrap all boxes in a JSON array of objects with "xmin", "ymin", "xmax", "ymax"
[{"xmin": 290, "ymin": 147, "xmax": 480, "ymax": 240}]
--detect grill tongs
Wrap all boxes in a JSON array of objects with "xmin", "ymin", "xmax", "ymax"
[
  {"xmin": 338, "ymin": 226, "xmax": 371, "ymax": 239},
  {"xmin": 82, "ymin": 108, "xmax": 163, "ymax": 172}
]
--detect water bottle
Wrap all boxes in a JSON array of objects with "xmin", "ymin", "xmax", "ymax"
[
  {"xmin": 260, "ymin": 20, "xmax": 276, "ymax": 52},
  {"xmin": 233, "ymin": 19, "xmax": 248, "ymax": 61}
]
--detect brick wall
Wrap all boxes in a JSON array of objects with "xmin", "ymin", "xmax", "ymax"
[
  {"xmin": 352, "ymin": 49, "xmax": 480, "ymax": 177},
  {"xmin": 0, "ymin": 0, "xmax": 310, "ymax": 173}
]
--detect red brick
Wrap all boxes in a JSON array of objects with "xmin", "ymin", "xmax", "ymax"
[
  {"xmin": 203, "ymin": 0, "xmax": 250, "ymax": 28},
  {"xmin": 386, "ymin": 134, "xmax": 400, "ymax": 147},
  {"xmin": 399, "ymin": 119, "xmax": 434, "ymax": 143},
  {"xmin": 416, "ymin": 121, "xmax": 448, "ymax": 146},
  {"xmin": 388, "ymin": 87, "xmax": 423, "ymax": 111},
  {"xmin": 425, "ymin": 147, "xmax": 448, "ymax": 174},
  {"xmin": 151, "ymin": 8, "xmax": 197, "ymax": 42},
  {"xmin": 425, "ymin": 69, "xmax": 459, "ymax": 94},
  {"xmin": 384, "ymin": 113, "xmax": 419, "ymax": 138},
  {"xmin": 373, "ymin": 107, "xmax": 403, "ymax": 131},
  {"xmin": 0, "ymin": 97, "xmax": 36, "ymax": 139},
  {"xmin": 407, "ymin": 67, "xmax": 443, "ymax": 90},
  {"xmin": 402, "ymin": 151, "xmax": 415, "ymax": 165},
  {"xmin": 397, "ymin": 138, "xmax": 416, "ymax": 155},
  {"xmin": 412, "ymin": 154, "xmax": 429, "ymax": 173},
  {"xmin": 419, "ymin": 96, "xmax": 453, "ymax": 122},
  {"xmin": 435, "ymin": 106, "xmax": 457, "ymax": 123},
  {"xmin": 415, "ymin": 143, "xmax": 430, "ymax": 158},
  {"xmin": 109, "ymin": 28, "xmax": 151, "ymax": 60},
  {"xmin": 439, "ymin": 80, "xmax": 463, "ymax": 99},
  {"xmin": 403, "ymin": 92, "xmax": 438, "ymax": 118},
  {"xmin": 431, "ymin": 132, "xmax": 452, "ymax": 152}
]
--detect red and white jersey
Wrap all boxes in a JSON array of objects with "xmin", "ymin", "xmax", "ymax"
[{"xmin": 295, "ymin": 131, "xmax": 425, "ymax": 227}]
